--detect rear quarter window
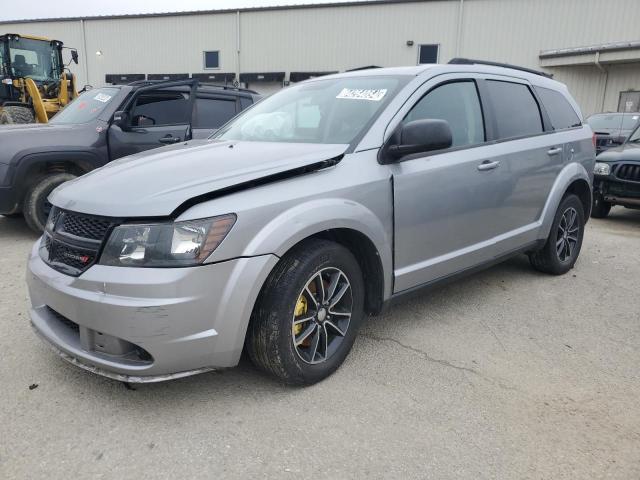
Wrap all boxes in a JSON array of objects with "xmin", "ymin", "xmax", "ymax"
[
  {"xmin": 194, "ymin": 97, "xmax": 238, "ymax": 129},
  {"xmin": 535, "ymin": 87, "xmax": 581, "ymax": 130},
  {"xmin": 485, "ymin": 80, "xmax": 543, "ymax": 139}
]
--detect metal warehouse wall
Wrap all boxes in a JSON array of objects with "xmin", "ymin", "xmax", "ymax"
[{"xmin": 1, "ymin": 0, "xmax": 640, "ymax": 115}]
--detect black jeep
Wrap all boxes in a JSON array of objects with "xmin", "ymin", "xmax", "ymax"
[
  {"xmin": 592, "ymin": 122, "xmax": 640, "ymax": 218},
  {"xmin": 0, "ymin": 79, "xmax": 260, "ymax": 232}
]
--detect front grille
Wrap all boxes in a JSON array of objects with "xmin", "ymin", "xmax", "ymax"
[
  {"xmin": 60, "ymin": 213, "xmax": 112, "ymax": 240},
  {"xmin": 40, "ymin": 207, "xmax": 118, "ymax": 276},
  {"xmin": 615, "ymin": 163, "xmax": 640, "ymax": 182}
]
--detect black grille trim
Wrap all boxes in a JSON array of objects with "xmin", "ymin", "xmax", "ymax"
[
  {"xmin": 614, "ymin": 163, "xmax": 640, "ymax": 183},
  {"xmin": 41, "ymin": 208, "xmax": 120, "ymax": 277}
]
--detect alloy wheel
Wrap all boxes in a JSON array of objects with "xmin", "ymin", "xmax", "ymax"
[
  {"xmin": 291, "ymin": 267, "xmax": 353, "ymax": 365},
  {"xmin": 556, "ymin": 207, "xmax": 579, "ymax": 262}
]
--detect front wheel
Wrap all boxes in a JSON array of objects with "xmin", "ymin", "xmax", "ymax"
[
  {"xmin": 529, "ymin": 194, "xmax": 585, "ymax": 275},
  {"xmin": 23, "ymin": 173, "xmax": 77, "ymax": 233},
  {"xmin": 246, "ymin": 238, "xmax": 365, "ymax": 385},
  {"xmin": 0, "ymin": 106, "xmax": 35, "ymax": 124},
  {"xmin": 591, "ymin": 193, "xmax": 611, "ymax": 218}
]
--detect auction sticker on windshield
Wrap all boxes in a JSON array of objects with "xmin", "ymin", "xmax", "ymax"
[
  {"xmin": 93, "ymin": 93, "xmax": 112, "ymax": 103},
  {"xmin": 336, "ymin": 88, "xmax": 387, "ymax": 101}
]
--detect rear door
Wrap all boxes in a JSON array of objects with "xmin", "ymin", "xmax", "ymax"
[
  {"xmin": 108, "ymin": 81, "xmax": 196, "ymax": 159},
  {"xmin": 478, "ymin": 77, "xmax": 563, "ymax": 235},
  {"xmin": 191, "ymin": 94, "xmax": 240, "ymax": 139}
]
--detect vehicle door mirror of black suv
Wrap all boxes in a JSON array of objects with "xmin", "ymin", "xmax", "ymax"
[
  {"xmin": 383, "ymin": 119, "xmax": 453, "ymax": 162},
  {"xmin": 113, "ymin": 110, "xmax": 130, "ymax": 131}
]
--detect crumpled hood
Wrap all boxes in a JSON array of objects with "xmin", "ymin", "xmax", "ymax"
[
  {"xmin": 50, "ymin": 140, "xmax": 347, "ymax": 217},
  {"xmin": 597, "ymin": 142, "xmax": 640, "ymax": 163}
]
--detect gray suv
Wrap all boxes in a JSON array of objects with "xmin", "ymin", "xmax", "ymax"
[{"xmin": 26, "ymin": 60, "xmax": 596, "ymax": 385}]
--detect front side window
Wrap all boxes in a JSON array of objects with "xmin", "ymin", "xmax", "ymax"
[
  {"xmin": 215, "ymin": 76, "xmax": 408, "ymax": 145},
  {"xmin": 535, "ymin": 87, "xmax": 581, "ymax": 130},
  {"xmin": 486, "ymin": 80, "xmax": 543, "ymax": 139},
  {"xmin": 405, "ymin": 81, "xmax": 485, "ymax": 148},
  {"xmin": 130, "ymin": 91, "xmax": 190, "ymax": 127},
  {"xmin": 50, "ymin": 87, "xmax": 119, "ymax": 125}
]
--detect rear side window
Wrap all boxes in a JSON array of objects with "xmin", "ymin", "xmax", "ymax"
[
  {"xmin": 485, "ymin": 80, "xmax": 543, "ymax": 139},
  {"xmin": 405, "ymin": 81, "xmax": 485, "ymax": 148},
  {"xmin": 131, "ymin": 91, "xmax": 190, "ymax": 127},
  {"xmin": 194, "ymin": 97, "xmax": 238, "ymax": 129},
  {"xmin": 535, "ymin": 87, "xmax": 581, "ymax": 130}
]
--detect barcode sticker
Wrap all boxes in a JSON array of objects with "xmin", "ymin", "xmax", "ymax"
[{"xmin": 336, "ymin": 88, "xmax": 387, "ymax": 101}]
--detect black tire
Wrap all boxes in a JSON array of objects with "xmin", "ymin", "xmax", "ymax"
[
  {"xmin": 529, "ymin": 194, "xmax": 585, "ymax": 275},
  {"xmin": 0, "ymin": 106, "xmax": 35, "ymax": 124},
  {"xmin": 246, "ymin": 238, "xmax": 365, "ymax": 385},
  {"xmin": 591, "ymin": 193, "xmax": 611, "ymax": 219},
  {"xmin": 1, "ymin": 213, "xmax": 22, "ymax": 218},
  {"xmin": 23, "ymin": 173, "xmax": 76, "ymax": 233}
]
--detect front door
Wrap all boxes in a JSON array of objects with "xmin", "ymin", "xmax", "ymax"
[
  {"xmin": 392, "ymin": 79, "xmax": 512, "ymax": 292},
  {"xmin": 108, "ymin": 86, "xmax": 194, "ymax": 160}
]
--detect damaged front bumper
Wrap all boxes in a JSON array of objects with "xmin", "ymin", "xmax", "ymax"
[{"xmin": 26, "ymin": 241, "xmax": 278, "ymax": 382}]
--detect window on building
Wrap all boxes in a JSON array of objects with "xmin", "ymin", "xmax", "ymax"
[
  {"xmin": 418, "ymin": 44, "xmax": 439, "ymax": 64},
  {"xmin": 485, "ymin": 80, "xmax": 543, "ymax": 139},
  {"xmin": 535, "ymin": 86, "xmax": 581, "ymax": 130},
  {"xmin": 203, "ymin": 51, "xmax": 220, "ymax": 70},
  {"xmin": 194, "ymin": 97, "xmax": 237, "ymax": 129},
  {"xmin": 405, "ymin": 81, "xmax": 485, "ymax": 148}
]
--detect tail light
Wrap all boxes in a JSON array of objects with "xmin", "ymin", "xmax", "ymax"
[{"xmin": 592, "ymin": 133, "xmax": 597, "ymax": 148}]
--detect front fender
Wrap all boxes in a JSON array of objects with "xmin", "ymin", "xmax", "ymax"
[
  {"xmin": 539, "ymin": 162, "xmax": 592, "ymax": 239},
  {"xmin": 207, "ymin": 197, "xmax": 394, "ymax": 300}
]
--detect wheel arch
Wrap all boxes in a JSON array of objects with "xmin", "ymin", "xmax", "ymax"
[{"xmin": 539, "ymin": 163, "xmax": 592, "ymax": 238}]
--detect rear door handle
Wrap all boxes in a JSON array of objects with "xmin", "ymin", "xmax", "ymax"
[
  {"xmin": 547, "ymin": 147, "xmax": 563, "ymax": 156},
  {"xmin": 477, "ymin": 160, "xmax": 500, "ymax": 171},
  {"xmin": 159, "ymin": 135, "xmax": 182, "ymax": 144}
]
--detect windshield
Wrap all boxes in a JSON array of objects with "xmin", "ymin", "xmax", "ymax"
[
  {"xmin": 6, "ymin": 37, "xmax": 61, "ymax": 82},
  {"xmin": 50, "ymin": 88, "xmax": 119, "ymax": 125},
  {"xmin": 587, "ymin": 113, "xmax": 640, "ymax": 131},
  {"xmin": 214, "ymin": 76, "xmax": 408, "ymax": 144},
  {"xmin": 627, "ymin": 125, "xmax": 640, "ymax": 143}
]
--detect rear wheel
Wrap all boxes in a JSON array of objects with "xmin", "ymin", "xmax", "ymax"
[
  {"xmin": 23, "ymin": 173, "xmax": 77, "ymax": 233},
  {"xmin": 529, "ymin": 194, "xmax": 585, "ymax": 275},
  {"xmin": 0, "ymin": 106, "xmax": 35, "ymax": 124},
  {"xmin": 246, "ymin": 239, "xmax": 364, "ymax": 385},
  {"xmin": 591, "ymin": 193, "xmax": 611, "ymax": 218}
]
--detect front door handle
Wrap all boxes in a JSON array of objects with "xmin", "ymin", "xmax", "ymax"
[
  {"xmin": 477, "ymin": 160, "xmax": 500, "ymax": 171},
  {"xmin": 547, "ymin": 147, "xmax": 563, "ymax": 156},
  {"xmin": 159, "ymin": 135, "xmax": 182, "ymax": 144}
]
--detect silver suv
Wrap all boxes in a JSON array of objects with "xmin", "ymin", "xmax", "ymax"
[{"xmin": 27, "ymin": 61, "xmax": 596, "ymax": 385}]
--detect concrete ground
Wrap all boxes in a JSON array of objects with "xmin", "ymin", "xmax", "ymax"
[{"xmin": 1, "ymin": 208, "xmax": 639, "ymax": 479}]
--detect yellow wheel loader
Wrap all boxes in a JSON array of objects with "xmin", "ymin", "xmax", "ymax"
[{"xmin": 0, "ymin": 33, "xmax": 79, "ymax": 124}]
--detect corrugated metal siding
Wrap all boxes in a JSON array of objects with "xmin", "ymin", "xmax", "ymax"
[{"xmin": 1, "ymin": 0, "xmax": 639, "ymax": 115}]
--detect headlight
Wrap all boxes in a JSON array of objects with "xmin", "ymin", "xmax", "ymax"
[
  {"xmin": 99, "ymin": 214, "xmax": 236, "ymax": 267},
  {"xmin": 594, "ymin": 162, "xmax": 611, "ymax": 176}
]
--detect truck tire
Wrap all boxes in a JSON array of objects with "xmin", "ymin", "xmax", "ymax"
[
  {"xmin": 529, "ymin": 194, "xmax": 585, "ymax": 275},
  {"xmin": 23, "ymin": 173, "xmax": 77, "ymax": 233},
  {"xmin": 0, "ymin": 106, "xmax": 36, "ymax": 124},
  {"xmin": 591, "ymin": 193, "xmax": 611, "ymax": 218},
  {"xmin": 246, "ymin": 238, "xmax": 365, "ymax": 385}
]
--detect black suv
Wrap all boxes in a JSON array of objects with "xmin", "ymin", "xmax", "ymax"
[
  {"xmin": 592, "ymin": 122, "xmax": 640, "ymax": 218},
  {"xmin": 0, "ymin": 79, "xmax": 260, "ymax": 231}
]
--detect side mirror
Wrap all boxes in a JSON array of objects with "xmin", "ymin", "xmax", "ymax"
[
  {"xmin": 71, "ymin": 50, "xmax": 79, "ymax": 65},
  {"xmin": 383, "ymin": 119, "xmax": 453, "ymax": 162},
  {"xmin": 113, "ymin": 110, "xmax": 130, "ymax": 130}
]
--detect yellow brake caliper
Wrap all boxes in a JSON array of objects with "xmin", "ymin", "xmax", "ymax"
[{"xmin": 293, "ymin": 295, "xmax": 308, "ymax": 336}]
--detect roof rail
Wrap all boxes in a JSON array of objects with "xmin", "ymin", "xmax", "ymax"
[
  {"xmin": 448, "ymin": 58, "xmax": 553, "ymax": 79},
  {"xmin": 126, "ymin": 78, "xmax": 258, "ymax": 94}
]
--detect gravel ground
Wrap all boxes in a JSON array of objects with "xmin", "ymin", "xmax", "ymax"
[{"xmin": 1, "ymin": 209, "xmax": 639, "ymax": 479}]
